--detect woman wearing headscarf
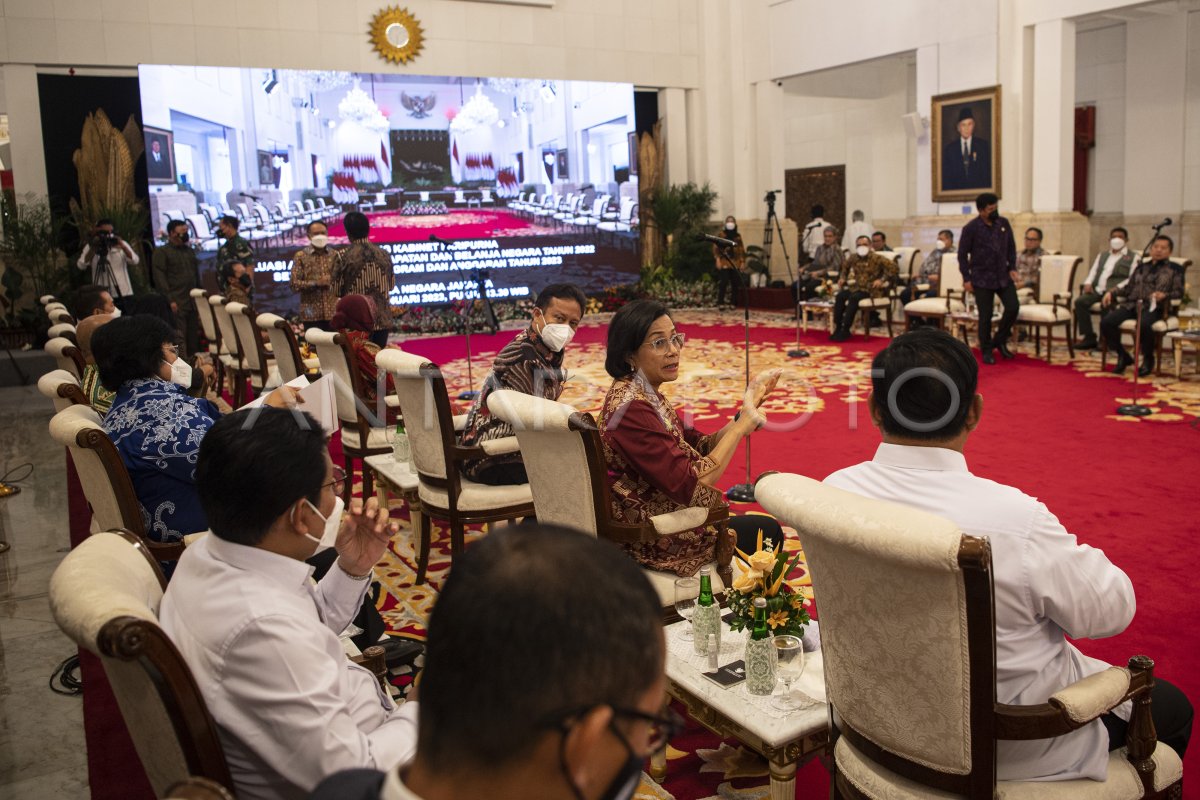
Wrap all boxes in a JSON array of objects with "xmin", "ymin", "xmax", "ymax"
[{"xmin": 331, "ymin": 293, "xmax": 396, "ymax": 421}]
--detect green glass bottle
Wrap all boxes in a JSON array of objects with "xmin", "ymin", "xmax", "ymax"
[
  {"xmin": 745, "ymin": 597, "xmax": 775, "ymax": 695},
  {"xmin": 691, "ymin": 566, "xmax": 721, "ymax": 655}
]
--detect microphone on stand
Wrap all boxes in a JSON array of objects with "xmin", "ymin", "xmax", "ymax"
[
  {"xmin": 428, "ymin": 234, "xmax": 454, "ymax": 247},
  {"xmin": 239, "ymin": 192, "xmax": 261, "ymax": 202},
  {"xmin": 696, "ymin": 233, "xmax": 737, "ymax": 248},
  {"xmin": 1152, "ymin": 217, "xmax": 1172, "ymax": 230}
]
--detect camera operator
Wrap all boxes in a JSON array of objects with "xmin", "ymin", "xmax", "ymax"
[{"xmin": 77, "ymin": 218, "xmax": 139, "ymax": 301}]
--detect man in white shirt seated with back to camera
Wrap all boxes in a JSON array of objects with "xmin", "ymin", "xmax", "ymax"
[
  {"xmin": 824, "ymin": 327, "xmax": 1191, "ymax": 782},
  {"xmin": 160, "ymin": 407, "xmax": 417, "ymax": 800}
]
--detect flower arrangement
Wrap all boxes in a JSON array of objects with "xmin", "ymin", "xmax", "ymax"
[
  {"xmin": 401, "ymin": 201, "xmax": 448, "ymax": 216},
  {"xmin": 814, "ymin": 278, "xmax": 836, "ymax": 300},
  {"xmin": 726, "ymin": 531, "xmax": 811, "ymax": 638}
]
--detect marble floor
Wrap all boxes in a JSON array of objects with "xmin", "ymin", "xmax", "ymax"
[{"xmin": 0, "ymin": 385, "xmax": 89, "ymax": 798}]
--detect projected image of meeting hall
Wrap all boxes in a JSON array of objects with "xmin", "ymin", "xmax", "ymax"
[{"xmin": 138, "ymin": 66, "xmax": 641, "ymax": 312}]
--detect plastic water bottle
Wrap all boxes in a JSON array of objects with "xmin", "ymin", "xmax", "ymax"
[{"xmin": 393, "ymin": 419, "xmax": 410, "ymax": 465}]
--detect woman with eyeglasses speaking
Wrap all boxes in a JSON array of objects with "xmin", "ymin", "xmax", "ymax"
[{"xmin": 599, "ymin": 299, "xmax": 781, "ymax": 576}]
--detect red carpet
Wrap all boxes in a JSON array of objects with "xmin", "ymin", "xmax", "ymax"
[
  {"xmin": 325, "ymin": 208, "xmax": 559, "ymax": 243},
  {"xmin": 397, "ymin": 311, "xmax": 1200, "ymax": 797}
]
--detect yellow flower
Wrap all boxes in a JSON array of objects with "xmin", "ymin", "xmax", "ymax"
[
  {"xmin": 789, "ymin": 595, "xmax": 804, "ymax": 609},
  {"xmin": 732, "ymin": 570, "xmax": 759, "ymax": 593},
  {"xmin": 747, "ymin": 549, "xmax": 776, "ymax": 574},
  {"xmin": 767, "ymin": 610, "xmax": 790, "ymax": 629}
]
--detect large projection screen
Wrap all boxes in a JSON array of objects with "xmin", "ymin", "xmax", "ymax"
[{"xmin": 138, "ymin": 66, "xmax": 641, "ymax": 314}]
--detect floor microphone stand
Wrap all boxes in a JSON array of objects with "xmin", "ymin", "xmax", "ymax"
[
  {"xmin": 436, "ymin": 240, "xmax": 482, "ymax": 401},
  {"xmin": 1117, "ymin": 298, "xmax": 1152, "ymax": 417},
  {"xmin": 720, "ymin": 244, "xmax": 757, "ymax": 503}
]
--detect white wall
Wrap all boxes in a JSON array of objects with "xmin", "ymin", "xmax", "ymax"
[
  {"xmin": 1074, "ymin": 24, "xmax": 1125, "ymax": 213},
  {"xmin": 780, "ymin": 58, "xmax": 912, "ymax": 222}
]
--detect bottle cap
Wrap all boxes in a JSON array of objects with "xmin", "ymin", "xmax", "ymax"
[
  {"xmin": 753, "ymin": 597, "xmax": 767, "ymax": 608},
  {"xmin": 699, "ymin": 566, "xmax": 711, "ymax": 575}
]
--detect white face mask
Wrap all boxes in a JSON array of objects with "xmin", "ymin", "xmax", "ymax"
[
  {"xmin": 538, "ymin": 317, "xmax": 575, "ymax": 352},
  {"xmin": 1110, "ymin": 237, "xmax": 1125, "ymax": 252},
  {"xmin": 724, "ymin": 221, "xmax": 736, "ymax": 231},
  {"xmin": 933, "ymin": 239, "xmax": 946, "ymax": 251},
  {"xmin": 855, "ymin": 245, "xmax": 870, "ymax": 258},
  {"xmin": 310, "ymin": 234, "xmax": 329, "ymax": 249},
  {"xmin": 299, "ymin": 495, "xmax": 344, "ymax": 554},
  {"xmin": 108, "ymin": 305, "xmax": 122, "ymax": 318},
  {"xmin": 165, "ymin": 357, "xmax": 192, "ymax": 387}
]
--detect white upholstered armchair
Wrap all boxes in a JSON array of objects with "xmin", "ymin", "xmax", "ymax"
[
  {"xmin": 486, "ymin": 389, "xmax": 733, "ymax": 605},
  {"xmin": 49, "ymin": 529, "xmax": 233, "ymax": 796},
  {"xmin": 755, "ymin": 472, "xmax": 1183, "ymax": 800}
]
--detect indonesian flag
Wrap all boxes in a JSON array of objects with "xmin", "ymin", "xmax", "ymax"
[
  {"xmin": 452, "ymin": 139, "xmax": 459, "ymax": 164},
  {"xmin": 380, "ymin": 141, "xmax": 390, "ymax": 170}
]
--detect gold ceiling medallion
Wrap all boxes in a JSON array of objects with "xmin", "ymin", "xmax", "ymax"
[{"xmin": 369, "ymin": 6, "xmax": 425, "ymax": 65}]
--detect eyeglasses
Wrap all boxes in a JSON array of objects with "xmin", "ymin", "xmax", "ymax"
[
  {"xmin": 610, "ymin": 706, "xmax": 684, "ymax": 752},
  {"xmin": 1024, "ymin": 236, "xmax": 1040, "ymax": 242},
  {"xmin": 641, "ymin": 332, "xmax": 686, "ymax": 354},
  {"xmin": 163, "ymin": 344, "xmax": 180, "ymax": 357},
  {"xmin": 548, "ymin": 705, "xmax": 684, "ymax": 754},
  {"xmin": 323, "ymin": 466, "xmax": 347, "ymax": 496}
]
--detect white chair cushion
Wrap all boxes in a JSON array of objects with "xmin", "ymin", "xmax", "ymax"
[
  {"xmin": 1017, "ymin": 287, "xmax": 1036, "ymax": 304},
  {"xmin": 340, "ymin": 426, "xmax": 391, "ymax": 451},
  {"xmin": 857, "ymin": 297, "xmax": 891, "ymax": 308},
  {"xmin": 1017, "ymin": 305, "xmax": 1072, "ymax": 324},
  {"xmin": 834, "ymin": 735, "xmax": 1181, "ymax": 800},
  {"xmin": 303, "ymin": 357, "xmax": 320, "ymax": 369},
  {"xmin": 1119, "ymin": 316, "xmax": 1177, "ymax": 333},
  {"xmin": 417, "ymin": 479, "xmax": 532, "ymax": 513},
  {"xmin": 905, "ymin": 297, "xmax": 965, "ymax": 316}
]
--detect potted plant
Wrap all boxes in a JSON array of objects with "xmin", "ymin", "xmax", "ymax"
[{"xmin": 0, "ymin": 194, "xmax": 67, "ymax": 347}]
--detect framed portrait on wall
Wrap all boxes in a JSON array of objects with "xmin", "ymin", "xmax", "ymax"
[
  {"xmin": 143, "ymin": 126, "xmax": 176, "ymax": 185},
  {"xmin": 628, "ymin": 132, "xmax": 638, "ymax": 177},
  {"xmin": 257, "ymin": 150, "xmax": 276, "ymax": 187},
  {"xmin": 931, "ymin": 85, "xmax": 1001, "ymax": 203},
  {"xmin": 556, "ymin": 148, "xmax": 569, "ymax": 180}
]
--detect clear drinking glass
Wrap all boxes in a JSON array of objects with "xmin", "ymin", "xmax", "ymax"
[
  {"xmin": 673, "ymin": 577, "xmax": 699, "ymax": 642},
  {"xmin": 771, "ymin": 635, "xmax": 806, "ymax": 711}
]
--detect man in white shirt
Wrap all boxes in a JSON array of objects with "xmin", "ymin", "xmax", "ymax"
[
  {"xmin": 310, "ymin": 525, "xmax": 674, "ymax": 800},
  {"xmin": 842, "ymin": 208, "xmax": 872, "ymax": 252},
  {"xmin": 1075, "ymin": 226, "xmax": 1138, "ymax": 350},
  {"xmin": 76, "ymin": 218, "xmax": 139, "ymax": 299},
  {"xmin": 825, "ymin": 328, "xmax": 1190, "ymax": 782},
  {"xmin": 160, "ymin": 408, "xmax": 418, "ymax": 800},
  {"xmin": 801, "ymin": 204, "xmax": 832, "ymax": 262}
]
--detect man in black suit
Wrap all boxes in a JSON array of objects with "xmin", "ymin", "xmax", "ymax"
[
  {"xmin": 146, "ymin": 138, "xmax": 172, "ymax": 181},
  {"xmin": 942, "ymin": 106, "xmax": 992, "ymax": 191}
]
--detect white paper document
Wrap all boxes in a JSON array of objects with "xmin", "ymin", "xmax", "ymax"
[{"xmin": 239, "ymin": 375, "xmax": 340, "ymax": 435}]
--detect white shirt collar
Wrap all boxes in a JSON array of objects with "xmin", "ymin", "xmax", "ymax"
[
  {"xmin": 380, "ymin": 769, "xmax": 426, "ymax": 800},
  {"xmin": 871, "ymin": 442, "xmax": 968, "ymax": 473},
  {"xmin": 204, "ymin": 533, "xmax": 317, "ymax": 591}
]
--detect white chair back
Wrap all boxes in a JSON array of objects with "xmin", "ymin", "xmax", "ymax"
[
  {"xmin": 756, "ymin": 473, "xmax": 976, "ymax": 774},
  {"xmin": 486, "ymin": 390, "xmax": 599, "ymax": 535},
  {"xmin": 1035, "ymin": 255, "xmax": 1082, "ymax": 303},
  {"xmin": 939, "ymin": 253, "xmax": 963, "ymax": 295},
  {"xmin": 48, "ymin": 404, "xmax": 143, "ymax": 534},
  {"xmin": 38, "ymin": 369, "xmax": 86, "ymax": 412},
  {"xmin": 49, "ymin": 322, "xmax": 77, "ymax": 341},
  {"xmin": 46, "ymin": 337, "xmax": 84, "ymax": 379},
  {"xmin": 892, "ymin": 246, "xmax": 920, "ymax": 280},
  {"xmin": 191, "ymin": 289, "xmax": 218, "ymax": 348},
  {"xmin": 305, "ymin": 328, "xmax": 360, "ymax": 425},
  {"xmin": 48, "ymin": 308, "xmax": 75, "ymax": 324},
  {"xmin": 226, "ymin": 302, "xmax": 267, "ymax": 372},
  {"xmin": 257, "ymin": 313, "xmax": 306, "ymax": 383},
  {"xmin": 375, "ymin": 349, "xmax": 452, "ymax": 480},
  {"xmin": 209, "ymin": 296, "xmax": 243, "ymax": 365}
]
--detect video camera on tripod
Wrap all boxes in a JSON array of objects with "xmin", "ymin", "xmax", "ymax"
[{"xmin": 92, "ymin": 230, "xmax": 119, "ymax": 259}]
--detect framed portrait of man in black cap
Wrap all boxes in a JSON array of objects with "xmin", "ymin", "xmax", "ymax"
[{"xmin": 932, "ymin": 85, "xmax": 1001, "ymax": 202}]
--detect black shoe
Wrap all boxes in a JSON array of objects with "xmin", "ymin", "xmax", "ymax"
[
  {"xmin": 378, "ymin": 636, "xmax": 424, "ymax": 669},
  {"xmin": 982, "ymin": 349, "xmax": 996, "ymax": 365},
  {"xmin": 1076, "ymin": 336, "xmax": 1098, "ymax": 350},
  {"xmin": 830, "ymin": 330, "xmax": 850, "ymax": 342},
  {"xmin": 1138, "ymin": 360, "xmax": 1154, "ymax": 378},
  {"xmin": 1112, "ymin": 353, "xmax": 1132, "ymax": 375},
  {"xmin": 997, "ymin": 343, "xmax": 1015, "ymax": 360}
]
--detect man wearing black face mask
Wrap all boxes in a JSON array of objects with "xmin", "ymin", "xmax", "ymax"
[
  {"xmin": 312, "ymin": 524, "xmax": 672, "ymax": 800},
  {"xmin": 958, "ymin": 192, "xmax": 1018, "ymax": 365},
  {"xmin": 152, "ymin": 219, "xmax": 201, "ymax": 356}
]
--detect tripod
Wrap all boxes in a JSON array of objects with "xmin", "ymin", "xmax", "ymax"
[
  {"xmin": 719, "ymin": 242, "xmax": 758, "ymax": 503},
  {"xmin": 759, "ymin": 192, "xmax": 804, "ymax": 358}
]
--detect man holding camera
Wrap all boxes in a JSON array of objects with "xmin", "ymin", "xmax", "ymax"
[{"xmin": 77, "ymin": 218, "xmax": 139, "ymax": 300}]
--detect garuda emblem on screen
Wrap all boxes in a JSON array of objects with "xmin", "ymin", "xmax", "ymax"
[{"xmin": 401, "ymin": 92, "xmax": 437, "ymax": 119}]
